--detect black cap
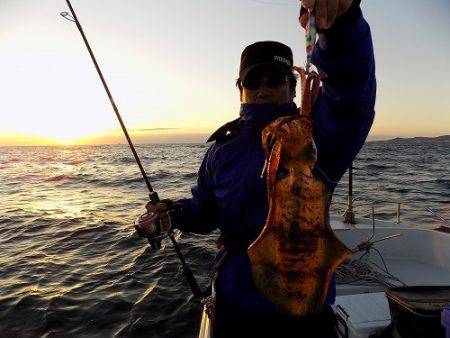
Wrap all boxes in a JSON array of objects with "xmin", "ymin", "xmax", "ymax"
[{"xmin": 239, "ymin": 41, "xmax": 293, "ymax": 82}]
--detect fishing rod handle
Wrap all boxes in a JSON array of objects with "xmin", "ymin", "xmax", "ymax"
[{"xmin": 149, "ymin": 191, "xmax": 160, "ymax": 204}]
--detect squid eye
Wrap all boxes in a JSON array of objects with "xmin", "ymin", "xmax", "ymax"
[{"xmin": 277, "ymin": 164, "xmax": 289, "ymax": 179}]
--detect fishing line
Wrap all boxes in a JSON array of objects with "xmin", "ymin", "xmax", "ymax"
[{"xmin": 61, "ymin": 0, "xmax": 203, "ymax": 299}]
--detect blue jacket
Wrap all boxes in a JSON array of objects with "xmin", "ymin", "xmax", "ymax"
[{"xmin": 173, "ymin": 8, "xmax": 375, "ymax": 315}]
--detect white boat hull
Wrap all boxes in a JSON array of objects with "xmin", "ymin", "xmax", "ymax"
[{"xmin": 198, "ymin": 216, "xmax": 450, "ymax": 338}]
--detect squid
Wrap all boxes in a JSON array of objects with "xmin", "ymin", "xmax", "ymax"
[{"xmin": 248, "ymin": 67, "xmax": 352, "ymax": 316}]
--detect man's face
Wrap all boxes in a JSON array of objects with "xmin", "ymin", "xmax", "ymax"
[{"xmin": 241, "ymin": 66, "xmax": 295, "ymax": 105}]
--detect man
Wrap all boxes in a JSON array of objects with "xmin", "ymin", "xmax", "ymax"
[{"xmin": 137, "ymin": 0, "xmax": 375, "ymax": 336}]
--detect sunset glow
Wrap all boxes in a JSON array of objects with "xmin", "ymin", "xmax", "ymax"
[{"xmin": 1, "ymin": 0, "xmax": 449, "ymax": 146}]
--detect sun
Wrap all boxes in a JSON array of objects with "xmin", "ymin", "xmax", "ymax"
[
  {"xmin": 32, "ymin": 124, "xmax": 99, "ymax": 145},
  {"xmin": 13, "ymin": 110, "xmax": 117, "ymax": 145},
  {"xmin": 43, "ymin": 128, "xmax": 94, "ymax": 145}
]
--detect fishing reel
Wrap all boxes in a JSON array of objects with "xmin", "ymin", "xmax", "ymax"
[{"xmin": 134, "ymin": 210, "xmax": 171, "ymax": 249}]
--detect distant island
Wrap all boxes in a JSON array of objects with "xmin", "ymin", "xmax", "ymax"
[{"xmin": 370, "ymin": 135, "xmax": 450, "ymax": 144}]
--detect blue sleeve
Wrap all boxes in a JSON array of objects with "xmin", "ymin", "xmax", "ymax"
[
  {"xmin": 311, "ymin": 8, "xmax": 376, "ymax": 190},
  {"xmin": 172, "ymin": 146, "xmax": 219, "ymax": 234}
]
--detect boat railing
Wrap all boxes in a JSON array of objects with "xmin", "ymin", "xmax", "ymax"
[
  {"xmin": 334, "ymin": 164, "xmax": 449, "ymax": 230},
  {"xmin": 335, "ymin": 198, "xmax": 449, "ymax": 229}
]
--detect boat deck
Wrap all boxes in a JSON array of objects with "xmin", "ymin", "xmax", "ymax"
[
  {"xmin": 199, "ymin": 216, "xmax": 450, "ymax": 338},
  {"xmin": 331, "ymin": 216, "xmax": 450, "ymax": 337},
  {"xmin": 337, "ymin": 257, "xmax": 450, "ymax": 295}
]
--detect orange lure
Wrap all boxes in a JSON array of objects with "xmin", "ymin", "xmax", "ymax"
[{"xmin": 248, "ymin": 67, "xmax": 352, "ymax": 316}]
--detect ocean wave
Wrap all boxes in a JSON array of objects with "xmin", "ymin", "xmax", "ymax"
[
  {"xmin": 0, "ymin": 216, "xmax": 14, "ymax": 225},
  {"xmin": 4, "ymin": 158, "xmax": 21, "ymax": 164},
  {"xmin": 60, "ymin": 224, "xmax": 112, "ymax": 242},
  {"xmin": 64, "ymin": 160, "xmax": 87, "ymax": 166},
  {"xmin": 366, "ymin": 164, "xmax": 390, "ymax": 170},
  {"xmin": 0, "ymin": 142, "xmax": 448, "ymax": 338},
  {"xmin": 152, "ymin": 170, "xmax": 173, "ymax": 180},
  {"xmin": 114, "ymin": 177, "xmax": 146, "ymax": 186},
  {"xmin": 47, "ymin": 174, "xmax": 72, "ymax": 182},
  {"xmin": 45, "ymin": 173, "xmax": 91, "ymax": 183},
  {"xmin": 436, "ymin": 178, "xmax": 450, "ymax": 188},
  {"xmin": 84, "ymin": 175, "xmax": 161, "ymax": 188},
  {"xmin": 115, "ymin": 157, "xmax": 137, "ymax": 164}
]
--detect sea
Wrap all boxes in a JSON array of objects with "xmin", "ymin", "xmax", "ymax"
[{"xmin": 0, "ymin": 140, "xmax": 449, "ymax": 337}]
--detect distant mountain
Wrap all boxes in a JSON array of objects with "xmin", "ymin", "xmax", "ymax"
[{"xmin": 372, "ymin": 135, "xmax": 450, "ymax": 144}]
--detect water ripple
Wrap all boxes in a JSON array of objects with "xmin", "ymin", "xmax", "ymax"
[{"xmin": 0, "ymin": 141, "xmax": 448, "ymax": 337}]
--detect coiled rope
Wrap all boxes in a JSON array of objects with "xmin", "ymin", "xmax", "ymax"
[{"xmin": 336, "ymin": 251, "xmax": 406, "ymax": 288}]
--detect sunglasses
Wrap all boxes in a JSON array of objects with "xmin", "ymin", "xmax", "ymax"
[{"xmin": 241, "ymin": 73, "xmax": 289, "ymax": 90}]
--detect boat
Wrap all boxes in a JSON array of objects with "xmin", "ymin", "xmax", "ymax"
[
  {"xmin": 198, "ymin": 190, "xmax": 450, "ymax": 338},
  {"xmin": 328, "ymin": 213, "xmax": 449, "ymax": 338}
]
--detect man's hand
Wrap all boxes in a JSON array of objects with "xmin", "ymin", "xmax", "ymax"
[
  {"xmin": 135, "ymin": 201, "xmax": 172, "ymax": 238},
  {"xmin": 300, "ymin": 0, "xmax": 353, "ymax": 29}
]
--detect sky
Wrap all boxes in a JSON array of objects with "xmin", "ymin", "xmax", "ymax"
[{"xmin": 1, "ymin": 0, "xmax": 449, "ymax": 145}]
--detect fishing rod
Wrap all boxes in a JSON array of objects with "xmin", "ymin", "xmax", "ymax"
[{"xmin": 61, "ymin": 0, "xmax": 202, "ymax": 299}]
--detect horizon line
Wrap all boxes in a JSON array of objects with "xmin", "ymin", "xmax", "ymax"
[{"xmin": 1, "ymin": 134, "xmax": 448, "ymax": 148}]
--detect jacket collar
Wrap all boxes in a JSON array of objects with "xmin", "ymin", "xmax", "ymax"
[{"xmin": 239, "ymin": 102, "xmax": 298, "ymax": 129}]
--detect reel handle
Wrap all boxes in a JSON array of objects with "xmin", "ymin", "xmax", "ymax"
[{"xmin": 134, "ymin": 211, "xmax": 165, "ymax": 249}]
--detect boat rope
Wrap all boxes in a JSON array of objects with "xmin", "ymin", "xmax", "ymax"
[
  {"xmin": 336, "ymin": 251, "xmax": 406, "ymax": 288},
  {"xmin": 426, "ymin": 207, "xmax": 449, "ymax": 226},
  {"xmin": 336, "ymin": 206, "xmax": 406, "ymax": 287}
]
